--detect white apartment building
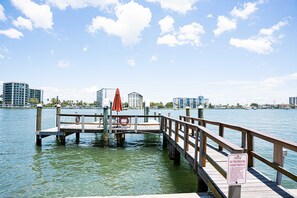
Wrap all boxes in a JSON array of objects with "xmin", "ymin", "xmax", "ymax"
[
  {"xmin": 128, "ymin": 92, "xmax": 143, "ymax": 108},
  {"xmin": 97, "ymin": 88, "xmax": 115, "ymax": 108}
]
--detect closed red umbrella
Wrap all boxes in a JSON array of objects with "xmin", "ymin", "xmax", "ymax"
[
  {"xmin": 112, "ymin": 88, "xmax": 122, "ymax": 127},
  {"xmin": 112, "ymin": 88, "xmax": 123, "ymax": 112}
]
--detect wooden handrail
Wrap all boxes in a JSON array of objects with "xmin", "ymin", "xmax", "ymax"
[{"xmin": 179, "ymin": 115, "xmax": 297, "ymax": 183}]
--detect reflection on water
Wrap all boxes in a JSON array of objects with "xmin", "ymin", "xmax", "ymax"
[{"xmin": 0, "ymin": 108, "xmax": 296, "ymax": 197}]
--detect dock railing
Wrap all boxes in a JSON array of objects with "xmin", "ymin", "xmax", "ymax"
[
  {"xmin": 161, "ymin": 116, "xmax": 244, "ymax": 197},
  {"xmin": 179, "ymin": 115, "xmax": 297, "ymax": 185},
  {"xmin": 57, "ymin": 113, "xmax": 161, "ymax": 133}
]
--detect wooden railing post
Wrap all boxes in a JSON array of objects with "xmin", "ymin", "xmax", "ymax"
[
  {"xmin": 274, "ymin": 144, "xmax": 286, "ymax": 185},
  {"xmin": 247, "ymin": 131, "xmax": 254, "ymax": 167},
  {"xmin": 183, "ymin": 124, "xmax": 189, "ymax": 157},
  {"xmin": 194, "ymin": 127, "xmax": 199, "ymax": 173},
  {"xmin": 81, "ymin": 115, "xmax": 85, "ymax": 133},
  {"xmin": 160, "ymin": 116, "xmax": 164, "ymax": 133},
  {"xmin": 197, "ymin": 129, "xmax": 208, "ymax": 192},
  {"xmin": 179, "ymin": 116, "xmax": 182, "ymax": 130},
  {"xmin": 36, "ymin": 104, "xmax": 42, "ymax": 146},
  {"xmin": 135, "ymin": 116, "xmax": 138, "ymax": 133},
  {"xmin": 175, "ymin": 121, "xmax": 179, "ymax": 143},
  {"xmin": 198, "ymin": 105, "xmax": 204, "ymax": 126},
  {"xmin": 158, "ymin": 112, "xmax": 161, "ymax": 123},
  {"xmin": 241, "ymin": 129, "xmax": 247, "ymax": 150},
  {"xmin": 199, "ymin": 130, "xmax": 206, "ymax": 167},
  {"xmin": 219, "ymin": 124, "xmax": 224, "ymax": 151},
  {"xmin": 164, "ymin": 116, "xmax": 168, "ymax": 132},
  {"xmin": 56, "ymin": 104, "xmax": 61, "ymax": 127},
  {"xmin": 169, "ymin": 119, "xmax": 172, "ymax": 137},
  {"xmin": 228, "ymin": 185, "xmax": 242, "ymax": 198}
]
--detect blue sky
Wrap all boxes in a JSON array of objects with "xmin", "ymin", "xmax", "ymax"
[{"xmin": 0, "ymin": 0, "xmax": 296, "ymax": 104}]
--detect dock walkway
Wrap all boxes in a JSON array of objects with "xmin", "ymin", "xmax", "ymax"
[{"xmin": 161, "ymin": 115, "xmax": 297, "ymax": 198}]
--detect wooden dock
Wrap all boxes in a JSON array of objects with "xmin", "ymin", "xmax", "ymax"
[
  {"xmin": 161, "ymin": 114, "xmax": 297, "ymax": 198},
  {"xmin": 34, "ymin": 106, "xmax": 297, "ymax": 197}
]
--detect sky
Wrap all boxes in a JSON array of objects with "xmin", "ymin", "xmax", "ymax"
[{"xmin": 0, "ymin": 0, "xmax": 296, "ymax": 105}]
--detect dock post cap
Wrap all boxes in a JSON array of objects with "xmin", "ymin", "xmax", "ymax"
[
  {"xmin": 103, "ymin": 98, "xmax": 110, "ymax": 108},
  {"xmin": 186, "ymin": 106, "xmax": 190, "ymax": 109},
  {"xmin": 145, "ymin": 100, "xmax": 150, "ymax": 107},
  {"xmin": 198, "ymin": 105, "xmax": 203, "ymax": 109},
  {"xmin": 37, "ymin": 104, "xmax": 43, "ymax": 108},
  {"xmin": 56, "ymin": 104, "xmax": 61, "ymax": 108}
]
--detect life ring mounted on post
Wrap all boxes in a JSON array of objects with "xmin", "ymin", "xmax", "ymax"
[
  {"xmin": 119, "ymin": 117, "xmax": 129, "ymax": 126},
  {"xmin": 75, "ymin": 115, "xmax": 80, "ymax": 124}
]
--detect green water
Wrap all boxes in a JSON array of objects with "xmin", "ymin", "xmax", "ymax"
[
  {"xmin": 0, "ymin": 108, "xmax": 197, "ymax": 197},
  {"xmin": 0, "ymin": 108, "xmax": 296, "ymax": 197}
]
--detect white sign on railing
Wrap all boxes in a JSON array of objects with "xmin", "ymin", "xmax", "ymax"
[{"xmin": 227, "ymin": 153, "xmax": 248, "ymax": 185}]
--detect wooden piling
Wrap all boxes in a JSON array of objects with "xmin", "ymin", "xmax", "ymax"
[
  {"xmin": 174, "ymin": 148, "xmax": 180, "ymax": 165},
  {"xmin": 76, "ymin": 132, "xmax": 80, "ymax": 144},
  {"xmin": 36, "ymin": 104, "xmax": 42, "ymax": 146},
  {"xmin": 60, "ymin": 135, "xmax": 65, "ymax": 145},
  {"xmin": 115, "ymin": 133, "xmax": 125, "ymax": 146},
  {"xmin": 197, "ymin": 106, "xmax": 207, "ymax": 193}
]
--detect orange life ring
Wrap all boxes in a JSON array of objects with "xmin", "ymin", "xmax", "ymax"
[{"xmin": 119, "ymin": 117, "xmax": 129, "ymax": 126}]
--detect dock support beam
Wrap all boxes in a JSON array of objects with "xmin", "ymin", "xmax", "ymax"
[{"xmin": 36, "ymin": 104, "xmax": 42, "ymax": 146}]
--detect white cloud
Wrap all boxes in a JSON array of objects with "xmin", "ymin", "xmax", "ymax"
[
  {"xmin": 127, "ymin": 59, "xmax": 135, "ymax": 66},
  {"xmin": 146, "ymin": 0, "xmax": 197, "ymax": 14},
  {"xmin": 82, "ymin": 44, "xmax": 89, "ymax": 52},
  {"xmin": 0, "ymin": 28, "xmax": 24, "ymax": 39},
  {"xmin": 259, "ymin": 21, "xmax": 288, "ymax": 36},
  {"xmin": 11, "ymin": 0, "xmax": 53, "ymax": 29},
  {"xmin": 0, "ymin": 4, "xmax": 6, "ymax": 21},
  {"xmin": 57, "ymin": 59, "xmax": 71, "ymax": 68},
  {"xmin": 87, "ymin": 1, "xmax": 151, "ymax": 46},
  {"xmin": 13, "ymin": 17, "xmax": 33, "ymax": 31},
  {"xmin": 159, "ymin": 15, "xmax": 174, "ymax": 35},
  {"xmin": 207, "ymin": 14, "xmax": 213, "ymax": 18},
  {"xmin": 40, "ymin": 86, "xmax": 99, "ymax": 103},
  {"xmin": 50, "ymin": 49, "xmax": 55, "ymax": 57},
  {"xmin": 157, "ymin": 22, "xmax": 205, "ymax": 47},
  {"xmin": 150, "ymin": 55, "xmax": 158, "ymax": 62},
  {"xmin": 231, "ymin": 2, "xmax": 258, "ymax": 20},
  {"xmin": 0, "ymin": 54, "xmax": 4, "ymax": 59},
  {"xmin": 83, "ymin": 86, "xmax": 99, "ymax": 93},
  {"xmin": 157, "ymin": 34, "xmax": 180, "ymax": 46},
  {"xmin": 213, "ymin": 15, "xmax": 236, "ymax": 37},
  {"xmin": 209, "ymin": 72, "xmax": 297, "ymax": 104},
  {"xmin": 230, "ymin": 20, "xmax": 289, "ymax": 54},
  {"xmin": 47, "ymin": 0, "xmax": 118, "ymax": 10},
  {"xmin": 230, "ymin": 37, "xmax": 272, "ymax": 54}
]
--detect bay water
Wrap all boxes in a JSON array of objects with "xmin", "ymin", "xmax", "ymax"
[{"xmin": 0, "ymin": 108, "xmax": 296, "ymax": 197}]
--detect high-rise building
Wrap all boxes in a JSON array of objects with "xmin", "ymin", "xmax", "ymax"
[
  {"xmin": 173, "ymin": 97, "xmax": 198, "ymax": 109},
  {"xmin": 198, "ymin": 96, "xmax": 204, "ymax": 106},
  {"xmin": 97, "ymin": 88, "xmax": 115, "ymax": 108},
  {"xmin": 30, "ymin": 89, "xmax": 44, "ymax": 104},
  {"xmin": 289, "ymin": 97, "xmax": 297, "ymax": 106},
  {"xmin": 3, "ymin": 82, "xmax": 30, "ymax": 107},
  {"xmin": 128, "ymin": 92, "xmax": 143, "ymax": 108}
]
